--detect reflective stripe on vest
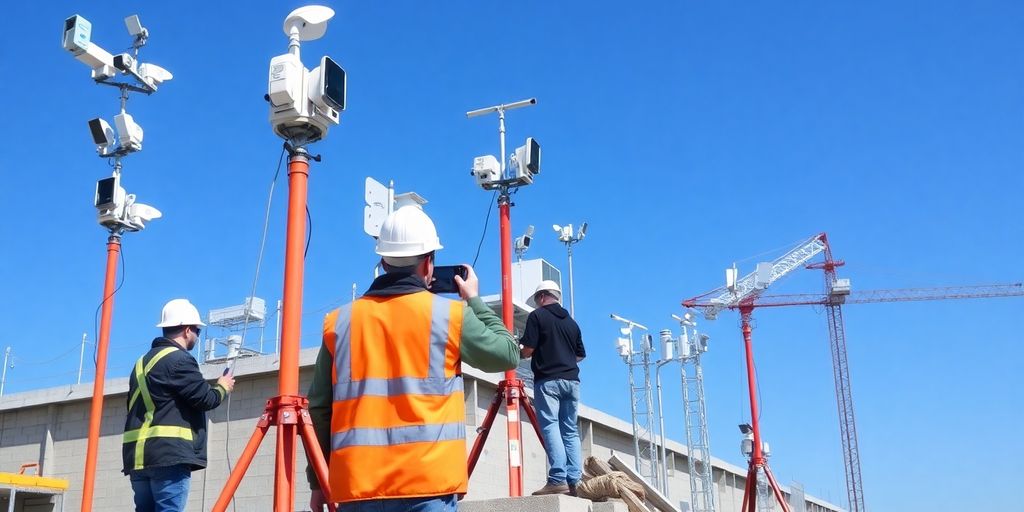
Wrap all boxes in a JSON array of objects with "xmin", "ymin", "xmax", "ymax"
[
  {"xmin": 331, "ymin": 294, "xmax": 462, "ymax": 403},
  {"xmin": 331, "ymin": 422, "xmax": 465, "ymax": 450},
  {"xmin": 326, "ymin": 291, "xmax": 468, "ymax": 500},
  {"xmin": 122, "ymin": 346, "xmax": 193, "ymax": 470}
]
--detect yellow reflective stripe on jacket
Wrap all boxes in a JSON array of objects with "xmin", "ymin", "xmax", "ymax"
[
  {"xmin": 127, "ymin": 347, "xmax": 179, "ymax": 411},
  {"xmin": 122, "ymin": 425, "xmax": 194, "ymax": 443},
  {"xmin": 122, "ymin": 347, "xmax": 187, "ymax": 470}
]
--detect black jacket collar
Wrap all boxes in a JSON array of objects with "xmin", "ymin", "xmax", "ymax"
[{"xmin": 364, "ymin": 272, "xmax": 429, "ymax": 297}]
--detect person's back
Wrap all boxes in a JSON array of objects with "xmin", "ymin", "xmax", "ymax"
[
  {"xmin": 523, "ymin": 302, "xmax": 583, "ymax": 382},
  {"xmin": 520, "ymin": 281, "xmax": 586, "ymax": 496},
  {"xmin": 306, "ymin": 206, "xmax": 519, "ymax": 511},
  {"xmin": 322, "ymin": 285, "xmax": 470, "ymax": 501}
]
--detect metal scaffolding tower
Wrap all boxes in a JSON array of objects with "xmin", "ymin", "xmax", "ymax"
[
  {"xmin": 679, "ymin": 325, "xmax": 715, "ymax": 512},
  {"xmin": 613, "ymin": 314, "xmax": 660, "ymax": 489},
  {"xmin": 660, "ymin": 313, "xmax": 716, "ymax": 512}
]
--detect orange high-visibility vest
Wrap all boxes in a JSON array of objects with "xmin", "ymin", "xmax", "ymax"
[{"xmin": 323, "ymin": 290, "xmax": 467, "ymax": 502}]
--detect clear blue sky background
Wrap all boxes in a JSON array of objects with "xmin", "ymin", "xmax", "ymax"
[{"xmin": 1, "ymin": 2, "xmax": 1021, "ymax": 510}]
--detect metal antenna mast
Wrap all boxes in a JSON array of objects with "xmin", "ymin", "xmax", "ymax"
[{"xmin": 612, "ymin": 314, "xmax": 661, "ymax": 489}]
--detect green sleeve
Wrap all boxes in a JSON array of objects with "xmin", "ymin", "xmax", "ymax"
[
  {"xmin": 459, "ymin": 296, "xmax": 519, "ymax": 373},
  {"xmin": 305, "ymin": 344, "xmax": 334, "ymax": 490}
]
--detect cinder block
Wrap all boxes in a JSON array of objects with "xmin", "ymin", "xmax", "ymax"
[
  {"xmin": 591, "ymin": 499, "xmax": 628, "ymax": 512},
  {"xmin": 460, "ymin": 495, "xmax": 593, "ymax": 512}
]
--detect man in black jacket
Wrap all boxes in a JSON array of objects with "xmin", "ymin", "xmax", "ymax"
[
  {"xmin": 519, "ymin": 280, "xmax": 586, "ymax": 496},
  {"xmin": 123, "ymin": 299, "xmax": 235, "ymax": 512}
]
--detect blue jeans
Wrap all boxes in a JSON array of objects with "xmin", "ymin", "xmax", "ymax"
[
  {"xmin": 341, "ymin": 494, "xmax": 457, "ymax": 511},
  {"xmin": 534, "ymin": 379, "xmax": 582, "ymax": 485},
  {"xmin": 129, "ymin": 464, "xmax": 191, "ymax": 512}
]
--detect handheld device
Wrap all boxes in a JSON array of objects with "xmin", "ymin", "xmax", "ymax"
[{"xmin": 430, "ymin": 265, "xmax": 468, "ymax": 294}]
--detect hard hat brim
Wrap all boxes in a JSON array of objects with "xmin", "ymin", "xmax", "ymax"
[{"xmin": 155, "ymin": 319, "xmax": 207, "ymax": 328}]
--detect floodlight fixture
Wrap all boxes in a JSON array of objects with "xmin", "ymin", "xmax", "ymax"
[
  {"xmin": 88, "ymin": 118, "xmax": 116, "ymax": 155},
  {"xmin": 578, "ymin": 222, "xmax": 588, "ymax": 240},
  {"xmin": 739, "ymin": 423, "xmax": 753, "ymax": 435},
  {"xmin": 509, "ymin": 137, "xmax": 541, "ymax": 185},
  {"xmin": 514, "ymin": 225, "xmax": 535, "ymax": 260}
]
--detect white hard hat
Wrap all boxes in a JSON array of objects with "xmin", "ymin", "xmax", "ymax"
[
  {"xmin": 156, "ymin": 299, "xmax": 206, "ymax": 328},
  {"xmin": 527, "ymin": 280, "xmax": 562, "ymax": 308},
  {"xmin": 375, "ymin": 206, "xmax": 444, "ymax": 258}
]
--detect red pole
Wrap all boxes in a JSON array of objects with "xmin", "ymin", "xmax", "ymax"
[
  {"xmin": 740, "ymin": 307, "xmax": 765, "ymax": 466},
  {"xmin": 279, "ymin": 153, "xmax": 308, "ymax": 397},
  {"xmin": 498, "ymin": 193, "xmax": 524, "ymax": 496},
  {"xmin": 274, "ymin": 151, "xmax": 309, "ymax": 512},
  {"xmin": 80, "ymin": 234, "xmax": 121, "ymax": 512}
]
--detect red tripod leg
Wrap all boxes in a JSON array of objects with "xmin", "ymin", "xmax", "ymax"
[
  {"xmin": 763, "ymin": 465, "xmax": 792, "ymax": 512},
  {"xmin": 212, "ymin": 412, "xmax": 271, "ymax": 512},
  {"xmin": 299, "ymin": 411, "xmax": 337, "ymax": 512},
  {"xmin": 740, "ymin": 465, "xmax": 757, "ymax": 512},
  {"xmin": 518, "ymin": 390, "xmax": 545, "ymax": 450},
  {"xmin": 468, "ymin": 383, "xmax": 505, "ymax": 476}
]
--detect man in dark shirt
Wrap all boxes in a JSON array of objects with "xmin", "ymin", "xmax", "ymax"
[{"xmin": 519, "ymin": 280, "xmax": 586, "ymax": 496}]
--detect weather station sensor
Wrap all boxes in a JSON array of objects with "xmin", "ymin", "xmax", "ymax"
[{"xmin": 268, "ymin": 5, "xmax": 347, "ymax": 145}]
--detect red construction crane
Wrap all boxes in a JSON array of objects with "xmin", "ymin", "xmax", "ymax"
[{"xmin": 683, "ymin": 233, "xmax": 1024, "ymax": 512}]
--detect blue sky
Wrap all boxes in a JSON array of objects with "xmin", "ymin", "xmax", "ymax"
[{"xmin": 1, "ymin": 1, "xmax": 1022, "ymax": 510}]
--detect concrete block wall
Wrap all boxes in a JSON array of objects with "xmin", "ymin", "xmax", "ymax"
[{"xmin": 0, "ymin": 350, "xmax": 842, "ymax": 512}]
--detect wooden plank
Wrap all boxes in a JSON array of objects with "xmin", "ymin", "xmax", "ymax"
[
  {"xmin": 608, "ymin": 454, "xmax": 680, "ymax": 512},
  {"xmin": 586, "ymin": 456, "xmax": 615, "ymax": 477}
]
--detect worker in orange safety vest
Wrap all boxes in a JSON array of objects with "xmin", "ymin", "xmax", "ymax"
[{"xmin": 307, "ymin": 206, "xmax": 519, "ymax": 511}]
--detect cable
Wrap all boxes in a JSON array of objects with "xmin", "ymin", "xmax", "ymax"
[
  {"xmin": 305, "ymin": 204, "xmax": 312, "ymax": 260},
  {"xmin": 94, "ymin": 243, "xmax": 126, "ymax": 367},
  {"xmin": 471, "ymin": 191, "xmax": 498, "ymax": 267},
  {"xmin": 223, "ymin": 145, "xmax": 285, "ymax": 512}
]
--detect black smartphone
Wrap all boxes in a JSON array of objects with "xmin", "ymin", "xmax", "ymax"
[{"xmin": 430, "ymin": 265, "xmax": 468, "ymax": 294}]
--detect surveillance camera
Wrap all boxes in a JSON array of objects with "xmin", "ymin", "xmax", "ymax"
[
  {"xmin": 63, "ymin": 15, "xmax": 116, "ymax": 79},
  {"xmin": 283, "ymin": 5, "xmax": 335, "ymax": 41},
  {"xmin": 138, "ymin": 63, "xmax": 173, "ymax": 88},
  {"xmin": 114, "ymin": 113, "xmax": 144, "ymax": 152},
  {"xmin": 88, "ymin": 118, "xmax": 116, "ymax": 155},
  {"xmin": 113, "ymin": 53, "xmax": 134, "ymax": 73},
  {"xmin": 472, "ymin": 155, "xmax": 501, "ymax": 189}
]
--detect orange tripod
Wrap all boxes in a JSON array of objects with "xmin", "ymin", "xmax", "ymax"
[
  {"xmin": 212, "ymin": 148, "xmax": 334, "ymax": 512},
  {"xmin": 465, "ymin": 192, "xmax": 545, "ymax": 495}
]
